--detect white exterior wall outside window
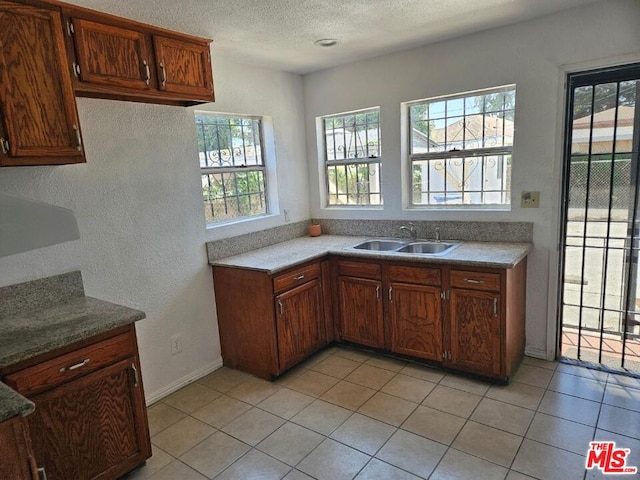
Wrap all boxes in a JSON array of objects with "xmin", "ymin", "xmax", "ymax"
[
  {"xmin": 408, "ymin": 86, "xmax": 516, "ymax": 207},
  {"xmin": 322, "ymin": 108, "xmax": 382, "ymax": 206}
]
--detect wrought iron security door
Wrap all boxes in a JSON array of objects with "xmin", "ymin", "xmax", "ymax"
[{"xmin": 559, "ymin": 63, "xmax": 640, "ymax": 372}]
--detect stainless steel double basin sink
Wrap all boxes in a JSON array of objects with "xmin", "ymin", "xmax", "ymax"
[{"xmin": 348, "ymin": 238, "xmax": 461, "ymax": 256}]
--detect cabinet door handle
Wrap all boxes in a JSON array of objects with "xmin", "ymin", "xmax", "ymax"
[
  {"xmin": 278, "ymin": 300, "xmax": 284, "ymax": 315},
  {"xmin": 0, "ymin": 138, "xmax": 8, "ymax": 155},
  {"xmin": 493, "ymin": 298, "xmax": 498, "ymax": 317},
  {"xmin": 294, "ymin": 274, "xmax": 305, "ymax": 281},
  {"xmin": 72, "ymin": 124, "xmax": 82, "ymax": 151},
  {"xmin": 376, "ymin": 285, "xmax": 380, "ymax": 299},
  {"xmin": 388, "ymin": 286, "xmax": 393, "ymax": 301},
  {"xmin": 131, "ymin": 363, "xmax": 139, "ymax": 387},
  {"xmin": 464, "ymin": 278, "xmax": 484, "ymax": 284},
  {"xmin": 143, "ymin": 60, "xmax": 150, "ymax": 85},
  {"xmin": 59, "ymin": 358, "xmax": 90, "ymax": 373},
  {"xmin": 160, "ymin": 61, "xmax": 167, "ymax": 87},
  {"xmin": 37, "ymin": 467, "xmax": 48, "ymax": 480}
]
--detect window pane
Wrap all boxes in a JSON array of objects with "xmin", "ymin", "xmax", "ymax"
[
  {"xmin": 326, "ymin": 161, "xmax": 382, "ymax": 206},
  {"xmin": 324, "ymin": 108, "xmax": 380, "ymax": 161},
  {"xmin": 195, "ymin": 115, "xmax": 263, "ymax": 169},
  {"xmin": 409, "ymin": 86, "xmax": 515, "ymax": 206},
  {"xmin": 411, "ymin": 154, "xmax": 510, "ymax": 206},
  {"xmin": 195, "ymin": 113, "xmax": 268, "ymax": 224},
  {"xmin": 202, "ymin": 171, "xmax": 266, "ymax": 223}
]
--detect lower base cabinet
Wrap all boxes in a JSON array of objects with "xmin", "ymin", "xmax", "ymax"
[
  {"xmin": 213, "ymin": 260, "xmax": 330, "ymax": 379},
  {"xmin": 2, "ymin": 325, "xmax": 151, "ymax": 480},
  {"xmin": 335, "ymin": 257, "xmax": 527, "ymax": 382}
]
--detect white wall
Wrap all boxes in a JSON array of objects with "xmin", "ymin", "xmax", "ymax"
[
  {"xmin": 0, "ymin": 56, "xmax": 309, "ymax": 402},
  {"xmin": 303, "ymin": 0, "xmax": 640, "ymax": 358}
]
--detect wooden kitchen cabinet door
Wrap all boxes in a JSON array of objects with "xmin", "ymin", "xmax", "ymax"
[
  {"xmin": 24, "ymin": 358, "xmax": 150, "ymax": 480},
  {"xmin": 0, "ymin": 2, "xmax": 84, "ymax": 165},
  {"xmin": 0, "ymin": 417, "xmax": 38, "ymax": 480},
  {"xmin": 338, "ymin": 276, "xmax": 384, "ymax": 348},
  {"xmin": 72, "ymin": 18, "xmax": 153, "ymax": 91},
  {"xmin": 153, "ymin": 36, "xmax": 214, "ymax": 100},
  {"xmin": 275, "ymin": 278, "xmax": 325, "ymax": 371},
  {"xmin": 389, "ymin": 282, "xmax": 442, "ymax": 361},
  {"xmin": 449, "ymin": 289, "xmax": 501, "ymax": 377}
]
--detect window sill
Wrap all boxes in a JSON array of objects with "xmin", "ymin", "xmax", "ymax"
[
  {"xmin": 322, "ymin": 205, "xmax": 384, "ymax": 211},
  {"xmin": 205, "ymin": 213, "xmax": 279, "ymax": 230},
  {"xmin": 404, "ymin": 205, "xmax": 512, "ymax": 212}
]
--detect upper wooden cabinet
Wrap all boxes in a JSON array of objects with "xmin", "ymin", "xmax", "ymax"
[
  {"xmin": 153, "ymin": 36, "xmax": 213, "ymax": 98},
  {"xmin": 72, "ymin": 19, "xmax": 154, "ymax": 91},
  {"xmin": 0, "ymin": 1, "xmax": 84, "ymax": 166},
  {"xmin": 63, "ymin": 4, "xmax": 215, "ymax": 105}
]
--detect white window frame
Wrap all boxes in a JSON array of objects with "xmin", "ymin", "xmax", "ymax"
[
  {"xmin": 195, "ymin": 112, "xmax": 270, "ymax": 225},
  {"xmin": 407, "ymin": 85, "xmax": 516, "ymax": 209},
  {"xmin": 321, "ymin": 107, "xmax": 382, "ymax": 207}
]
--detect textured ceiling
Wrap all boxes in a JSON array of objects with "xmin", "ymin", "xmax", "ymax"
[{"xmin": 65, "ymin": 0, "xmax": 601, "ymax": 73}]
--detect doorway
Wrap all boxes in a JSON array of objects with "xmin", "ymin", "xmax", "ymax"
[{"xmin": 559, "ymin": 63, "xmax": 640, "ymax": 372}]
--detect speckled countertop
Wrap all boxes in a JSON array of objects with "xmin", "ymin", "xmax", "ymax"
[
  {"xmin": 210, "ymin": 235, "xmax": 532, "ymax": 273},
  {"xmin": 0, "ymin": 271, "xmax": 145, "ymax": 424}
]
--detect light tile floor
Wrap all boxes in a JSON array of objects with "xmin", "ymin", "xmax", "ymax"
[{"xmin": 123, "ymin": 347, "xmax": 640, "ymax": 480}]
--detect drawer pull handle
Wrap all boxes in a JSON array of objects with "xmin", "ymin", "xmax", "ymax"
[
  {"xmin": 294, "ymin": 274, "xmax": 305, "ymax": 281},
  {"xmin": 37, "ymin": 467, "xmax": 47, "ymax": 480},
  {"xmin": 59, "ymin": 358, "xmax": 90, "ymax": 373},
  {"xmin": 493, "ymin": 298, "xmax": 498, "ymax": 317},
  {"xmin": 464, "ymin": 278, "xmax": 484, "ymax": 284}
]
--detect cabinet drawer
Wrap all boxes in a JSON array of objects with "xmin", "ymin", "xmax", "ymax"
[
  {"xmin": 273, "ymin": 263, "xmax": 320, "ymax": 294},
  {"xmin": 388, "ymin": 265, "xmax": 441, "ymax": 286},
  {"xmin": 5, "ymin": 331, "xmax": 135, "ymax": 396},
  {"xmin": 450, "ymin": 270, "xmax": 501, "ymax": 292},
  {"xmin": 337, "ymin": 260, "xmax": 381, "ymax": 279}
]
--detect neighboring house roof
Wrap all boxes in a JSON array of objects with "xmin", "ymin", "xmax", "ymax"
[{"xmin": 573, "ymin": 105, "xmax": 635, "ymax": 129}]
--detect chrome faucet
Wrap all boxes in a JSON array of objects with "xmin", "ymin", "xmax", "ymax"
[
  {"xmin": 434, "ymin": 227, "xmax": 441, "ymax": 243},
  {"xmin": 399, "ymin": 222, "xmax": 417, "ymax": 240}
]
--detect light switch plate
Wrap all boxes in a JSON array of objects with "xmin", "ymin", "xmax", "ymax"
[{"xmin": 521, "ymin": 191, "xmax": 540, "ymax": 208}]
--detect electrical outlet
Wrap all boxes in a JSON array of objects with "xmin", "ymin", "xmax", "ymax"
[
  {"xmin": 170, "ymin": 334, "xmax": 183, "ymax": 355},
  {"xmin": 520, "ymin": 191, "xmax": 540, "ymax": 208}
]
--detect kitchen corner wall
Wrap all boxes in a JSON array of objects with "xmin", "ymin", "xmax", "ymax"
[
  {"xmin": 0, "ymin": 56, "xmax": 309, "ymax": 402},
  {"xmin": 303, "ymin": 0, "xmax": 640, "ymax": 359}
]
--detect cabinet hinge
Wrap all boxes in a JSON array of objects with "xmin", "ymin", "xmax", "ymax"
[
  {"xmin": 72, "ymin": 62, "xmax": 81, "ymax": 77},
  {"xmin": 0, "ymin": 138, "xmax": 9, "ymax": 155},
  {"xmin": 66, "ymin": 19, "xmax": 75, "ymax": 36}
]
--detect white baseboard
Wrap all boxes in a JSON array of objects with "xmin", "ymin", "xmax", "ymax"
[
  {"xmin": 145, "ymin": 357, "xmax": 223, "ymax": 406},
  {"xmin": 525, "ymin": 347, "xmax": 553, "ymax": 361}
]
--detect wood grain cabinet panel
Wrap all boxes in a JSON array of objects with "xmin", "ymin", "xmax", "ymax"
[
  {"xmin": 389, "ymin": 282, "xmax": 442, "ymax": 361},
  {"xmin": 338, "ymin": 276, "xmax": 384, "ymax": 348},
  {"xmin": 0, "ymin": 1, "xmax": 84, "ymax": 166},
  {"xmin": 72, "ymin": 19, "xmax": 153, "ymax": 91},
  {"xmin": 449, "ymin": 289, "xmax": 501, "ymax": 377},
  {"xmin": 276, "ymin": 279, "xmax": 325, "ymax": 371},
  {"xmin": 0, "ymin": 417, "xmax": 38, "ymax": 480},
  {"xmin": 3, "ymin": 326, "xmax": 151, "ymax": 480},
  {"xmin": 25, "ymin": 358, "xmax": 148, "ymax": 480},
  {"xmin": 153, "ymin": 36, "xmax": 213, "ymax": 100},
  {"xmin": 213, "ymin": 261, "xmax": 330, "ymax": 379}
]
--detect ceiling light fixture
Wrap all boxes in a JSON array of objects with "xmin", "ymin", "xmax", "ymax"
[{"xmin": 314, "ymin": 38, "xmax": 338, "ymax": 47}]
